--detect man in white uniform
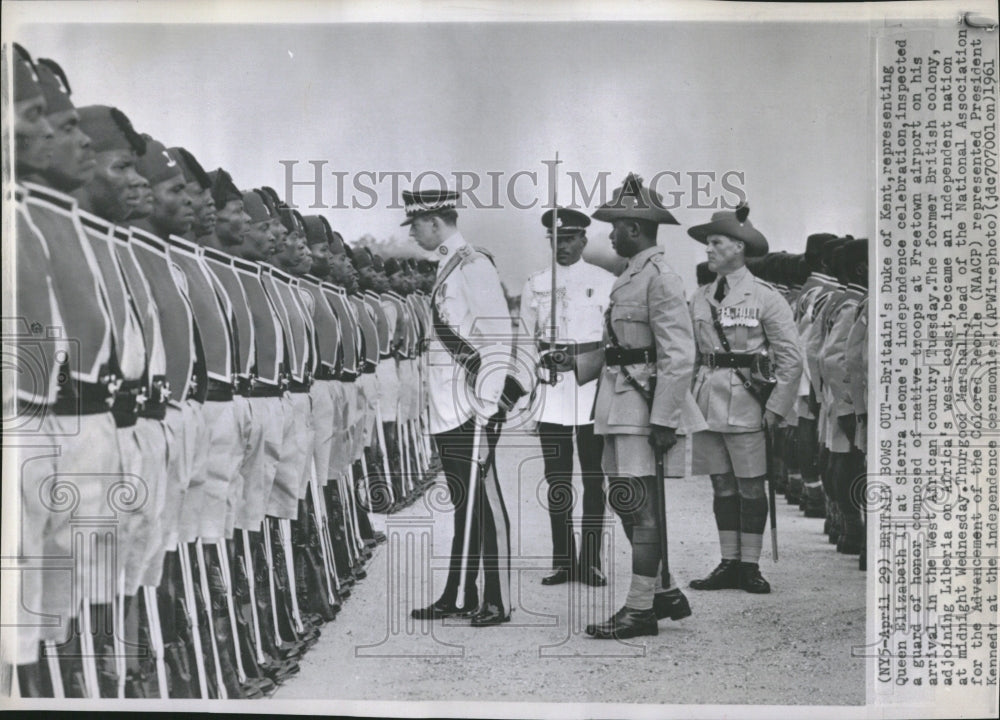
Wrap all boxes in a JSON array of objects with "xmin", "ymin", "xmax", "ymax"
[
  {"xmin": 403, "ymin": 188, "xmax": 522, "ymax": 627},
  {"xmin": 519, "ymin": 208, "xmax": 615, "ymax": 586}
]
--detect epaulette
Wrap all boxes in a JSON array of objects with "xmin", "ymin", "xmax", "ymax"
[
  {"xmin": 461, "ymin": 245, "xmax": 496, "ymax": 268},
  {"xmin": 752, "ymin": 276, "xmax": 778, "ymax": 293}
]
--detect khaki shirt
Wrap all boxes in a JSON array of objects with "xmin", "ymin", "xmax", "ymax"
[
  {"xmin": 691, "ymin": 265, "xmax": 803, "ymax": 432},
  {"xmin": 593, "ymin": 245, "xmax": 704, "ymax": 437}
]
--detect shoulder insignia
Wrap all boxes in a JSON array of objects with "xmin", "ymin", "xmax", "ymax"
[
  {"xmin": 753, "ymin": 276, "xmax": 777, "ymax": 292},
  {"xmin": 461, "ymin": 245, "xmax": 497, "ymax": 269}
]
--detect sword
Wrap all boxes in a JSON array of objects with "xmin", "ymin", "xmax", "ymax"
[
  {"xmin": 544, "ymin": 151, "xmax": 561, "ymax": 387},
  {"xmin": 766, "ymin": 424, "xmax": 779, "ymax": 561},
  {"xmin": 455, "ymin": 418, "xmax": 483, "ymax": 611}
]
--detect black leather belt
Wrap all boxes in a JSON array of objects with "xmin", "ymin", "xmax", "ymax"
[
  {"xmin": 287, "ymin": 380, "xmax": 312, "ymax": 394},
  {"xmin": 361, "ymin": 360, "xmax": 377, "ymax": 374},
  {"xmin": 249, "ymin": 383, "xmax": 284, "ymax": 398},
  {"xmin": 205, "ymin": 378, "xmax": 235, "ymax": 402},
  {"xmin": 137, "ymin": 401, "xmax": 167, "ymax": 421},
  {"xmin": 539, "ymin": 340, "xmax": 603, "ymax": 357},
  {"xmin": 314, "ymin": 366, "xmax": 337, "ymax": 381},
  {"xmin": 236, "ymin": 376, "xmax": 256, "ymax": 397},
  {"xmin": 111, "ymin": 379, "xmax": 146, "ymax": 427},
  {"xmin": 379, "ymin": 351, "xmax": 394, "ymax": 360},
  {"xmin": 137, "ymin": 377, "xmax": 169, "ymax": 420},
  {"xmin": 604, "ymin": 346, "xmax": 656, "ymax": 366},
  {"xmin": 19, "ymin": 395, "xmax": 110, "ymax": 418},
  {"xmin": 697, "ymin": 352, "xmax": 758, "ymax": 369},
  {"xmin": 335, "ymin": 369, "xmax": 358, "ymax": 382},
  {"xmin": 54, "ymin": 379, "xmax": 117, "ymax": 416}
]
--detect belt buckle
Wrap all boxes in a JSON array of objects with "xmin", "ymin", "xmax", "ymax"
[
  {"xmin": 135, "ymin": 387, "xmax": 148, "ymax": 413},
  {"xmin": 705, "ymin": 352, "xmax": 717, "ymax": 369}
]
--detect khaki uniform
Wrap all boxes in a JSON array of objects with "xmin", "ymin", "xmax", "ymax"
[
  {"xmin": 593, "ymin": 246, "xmax": 705, "ymax": 478},
  {"xmin": 690, "ymin": 265, "xmax": 803, "ymax": 478}
]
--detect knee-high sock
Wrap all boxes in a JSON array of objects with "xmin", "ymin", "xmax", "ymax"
[
  {"xmin": 711, "ymin": 474, "xmax": 740, "ymax": 560},
  {"xmin": 737, "ymin": 476, "xmax": 768, "ymax": 564}
]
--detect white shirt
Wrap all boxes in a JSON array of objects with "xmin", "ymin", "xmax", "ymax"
[
  {"xmin": 519, "ymin": 259, "xmax": 615, "ymax": 426},
  {"xmin": 426, "ymin": 231, "xmax": 513, "ymax": 434}
]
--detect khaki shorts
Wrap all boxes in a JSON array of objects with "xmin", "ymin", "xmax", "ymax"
[
  {"xmin": 691, "ymin": 429, "xmax": 766, "ymax": 478},
  {"xmin": 602, "ymin": 433, "xmax": 686, "ymax": 478}
]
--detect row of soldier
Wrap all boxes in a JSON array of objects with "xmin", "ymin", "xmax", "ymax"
[
  {"xmin": 7, "ymin": 45, "xmax": 438, "ymax": 698},
  {"xmin": 696, "ymin": 233, "xmax": 869, "ymax": 569}
]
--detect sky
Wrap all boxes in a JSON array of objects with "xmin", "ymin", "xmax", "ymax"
[{"xmin": 11, "ymin": 13, "xmax": 875, "ymax": 295}]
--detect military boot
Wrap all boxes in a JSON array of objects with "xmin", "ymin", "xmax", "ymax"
[
  {"xmin": 652, "ymin": 588, "xmax": 692, "ymax": 620},
  {"xmin": 784, "ymin": 471, "xmax": 803, "ymax": 503},
  {"xmin": 738, "ymin": 562, "xmax": 771, "ymax": 594},
  {"xmin": 802, "ymin": 481, "xmax": 826, "ymax": 518},
  {"xmin": 586, "ymin": 606, "xmax": 658, "ymax": 639},
  {"xmin": 689, "ymin": 559, "xmax": 741, "ymax": 590}
]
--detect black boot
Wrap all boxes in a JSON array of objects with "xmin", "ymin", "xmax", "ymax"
[
  {"xmin": 738, "ymin": 562, "xmax": 771, "ymax": 594},
  {"xmin": 16, "ymin": 660, "xmax": 49, "ymax": 697},
  {"xmin": 689, "ymin": 559, "xmax": 741, "ymax": 590},
  {"xmin": 586, "ymin": 606, "xmax": 658, "ymax": 639},
  {"xmin": 802, "ymin": 483, "xmax": 826, "ymax": 518},
  {"xmin": 652, "ymin": 589, "xmax": 691, "ymax": 621}
]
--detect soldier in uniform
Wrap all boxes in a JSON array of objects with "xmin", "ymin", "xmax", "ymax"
[
  {"xmin": 842, "ymin": 238, "xmax": 869, "ymax": 571},
  {"xmin": 586, "ymin": 174, "xmax": 704, "ymax": 639},
  {"xmin": 20, "ymin": 56, "xmax": 135, "ymax": 696},
  {"xmin": 819, "ymin": 238, "xmax": 868, "ymax": 558},
  {"xmin": 518, "ymin": 207, "xmax": 615, "ymax": 587},
  {"xmin": 687, "ymin": 205, "xmax": 804, "ymax": 595},
  {"xmin": 786, "ymin": 234, "xmax": 839, "ymax": 508},
  {"xmin": 404, "ymin": 188, "xmax": 521, "ymax": 626},
  {"xmin": 7, "ymin": 43, "xmax": 64, "ymax": 697}
]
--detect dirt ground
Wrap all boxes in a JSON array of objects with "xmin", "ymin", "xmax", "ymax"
[{"xmin": 275, "ymin": 433, "xmax": 866, "ymax": 708}]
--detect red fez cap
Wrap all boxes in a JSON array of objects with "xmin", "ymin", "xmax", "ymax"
[
  {"xmin": 35, "ymin": 58, "xmax": 74, "ymax": 115},
  {"xmin": 383, "ymin": 257, "xmax": 402, "ymax": 276},
  {"xmin": 168, "ymin": 147, "xmax": 211, "ymax": 190},
  {"xmin": 257, "ymin": 186, "xmax": 283, "ymax": 219},
  {"xmin": 136, "ymin": 136, "xmax": 185, "ymax": 186},
  {"xmin": 77, "ymin": 106, "xmax": 146, "ymax": 155},
  {"xmin": 323, "ymin": 219, "xmax": 346, "ymax": 255},
  {"xmin": 242, "ymin": 190, "xmax": 270, "ymax": 223},
  {"xmin": 280, "ymin": 207, "xmax": 304, "ymax": 234},
  {"xmin": 208, "ymin": 168, "xmax": 242, "ymax": 208},
  {"xmin": 351, "ymin": 246, "xmax": 373, "ymax": 270},
  {"xmin": 302, "ymin": 215, "xmax": 328, "ymax": 246},
  {"xmin": 13, "ymin": 44, "xmax": 44, "ymax": 103}
]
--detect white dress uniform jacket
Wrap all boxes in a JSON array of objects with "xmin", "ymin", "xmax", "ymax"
[
  {"xmin": 519, "ymin": 259, "xmax": 615, "ymax": 426},
  {"xmin": 427, "ymin": 231, "xmax": 512, "ymax": 434}
]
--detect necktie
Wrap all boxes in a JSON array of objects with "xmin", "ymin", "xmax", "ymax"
[{"xmin": 714, "ymin": 277, "xmax": 728, "ymax": 303}]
